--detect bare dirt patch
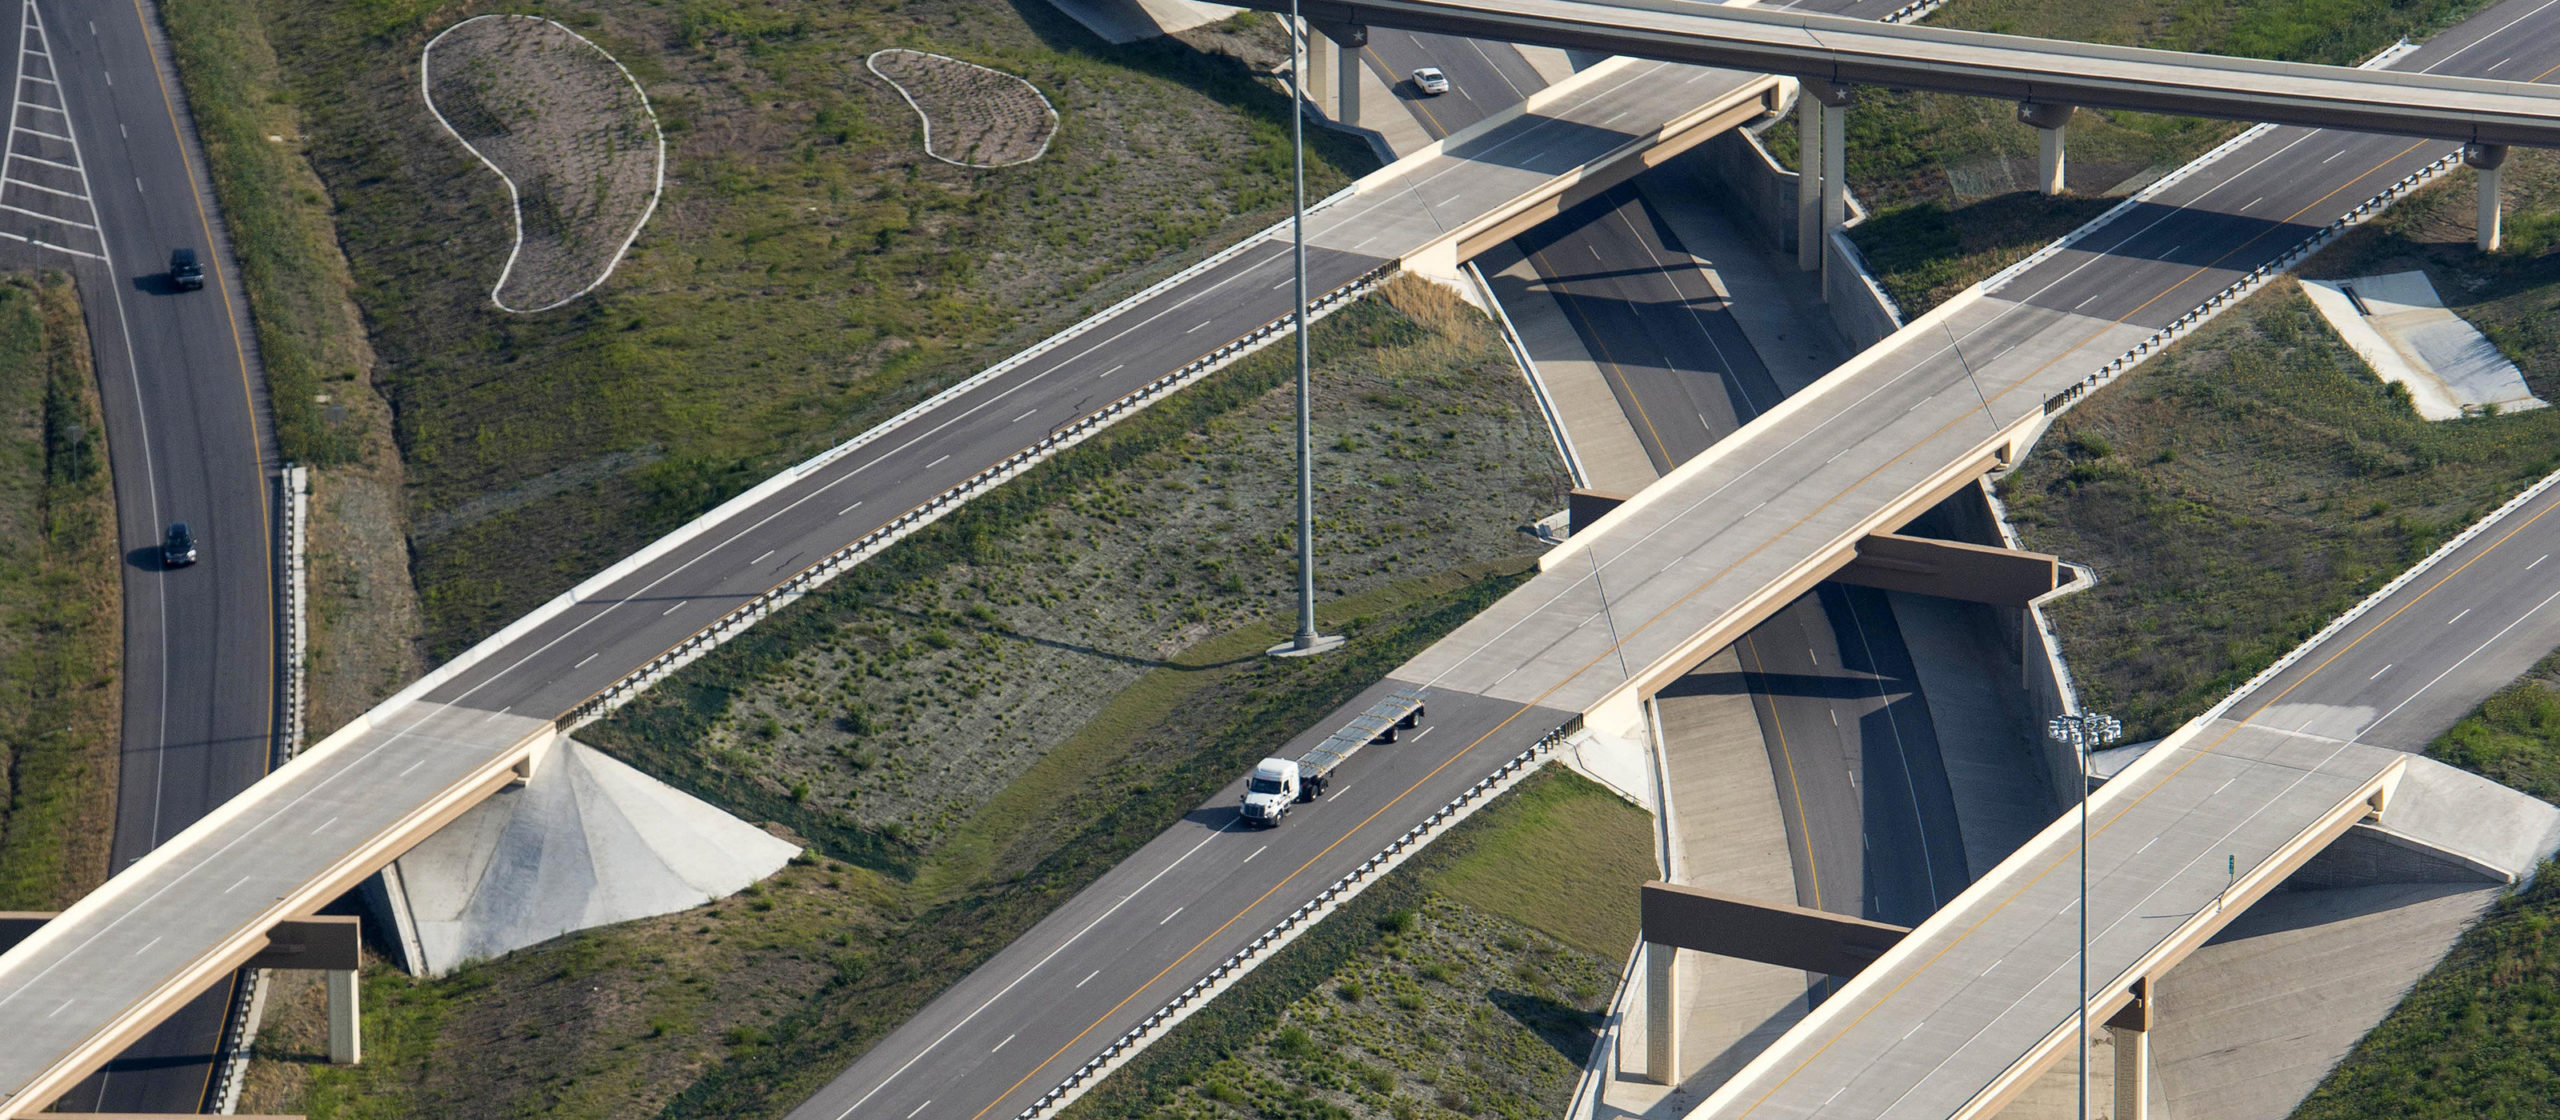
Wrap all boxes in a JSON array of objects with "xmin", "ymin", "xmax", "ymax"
[
  {"xmin": 865, "ymin": 49, "xmax": 1057, "ymax": 168},
  {"xmin": 422, "ymin": 15, "xmax": 663, "ymax": 312}
]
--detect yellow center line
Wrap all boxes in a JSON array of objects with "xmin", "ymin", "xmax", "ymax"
[
  {"xmin": 1529, "ymin": 242, "xmax": 1683, "ymax": 470},
  {"xmin": 1363, "ymin": 46, "xmax": 1445, "ymax": 137},
  {"xmin": 1725, "ymin": 143, "xmax": 2557, "ymax": 1115},
  {"xmin": 1742, "ymin": 634, "xmax": 1823, "ymax": 910},
  {"xmin": 127, "ymin": 0, "xmax": 276, "ymax": 767},
  {"xmin": 979, "ymin": 66, "xmax": 2473, "ymax": 1120}
]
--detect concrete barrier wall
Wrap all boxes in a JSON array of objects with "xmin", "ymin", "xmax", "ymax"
[
  {"xmin": 1823, "ymin": 230, "xmax": 1904, "ymax": 351},
  {"xmin": 1677, "ymin": 130, "xmax": 1798, "ymax": 252}
]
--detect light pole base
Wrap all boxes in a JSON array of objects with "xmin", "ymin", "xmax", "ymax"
[{"xmin": 1267, "ymin": 633, "xmax": 1346, "ymax": 658}]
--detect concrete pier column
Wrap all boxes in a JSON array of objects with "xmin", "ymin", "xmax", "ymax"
[
  {"xmin": 2110, "ymin": 1024, "xmax": 2149, "ymax": 1120},
  {"xmin": 1795, "ymin": 87, "xmax": 1824, "ymax": 271},
  {"xmin": 1301, "ymin": 20, "xmax": 1332, "ymax": 117},
  {"xmin": 2018, "ymin": 102, "xmax": 2075, "ymax": 196},
  {"xmin": 1644, "ymin": 941, "xmax": 1679, "ymax": 1083},
  {"xmin": 1820, "ymin": 90, "xmax": 1850, "ymax": 250},
  {"xmin": 327, "ymin": 968, "xmax": 362, "ymax": 1065},
  {"xmin": 1337, "ymin": 38, "xmax": 1361, "ymax": 126},
  {"xmin": 2468, "ymin": 142, "xmax": 2510, "ymax": 252}
]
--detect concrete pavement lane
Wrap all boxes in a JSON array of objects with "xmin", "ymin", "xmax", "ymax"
[
  {"xmin": 780, "ymin": 685, "xmax": 1573, "ymax": 1120},
  {"xmin": 2242, "ymin": 478, "xmax": 2560, "ymax": 752},
  {"xmin": 1, "ymin": 0, "xmax": 276, "ymax": 1110},
  {"xmin": 4, "ymin": 64, "xmax": 1766, "ymax": 1113}
]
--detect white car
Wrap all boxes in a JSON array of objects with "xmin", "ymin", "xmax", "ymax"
[{"xmin": 1412, "ymin": 67, "xmax": 1450, "ymax": 96}]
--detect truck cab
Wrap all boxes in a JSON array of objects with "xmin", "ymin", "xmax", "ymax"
[{"xmin": 1239, "ymin": 758, "xmax": 1302, "ymax": 826}]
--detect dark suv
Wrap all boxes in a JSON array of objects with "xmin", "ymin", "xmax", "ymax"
[
  {"xmin": 162, "ymin": 522, "xmax": 197, "ymax": 568},
  {"xmin": 169, "ymin": 249, "xmax": 204, "ymax": 292}
]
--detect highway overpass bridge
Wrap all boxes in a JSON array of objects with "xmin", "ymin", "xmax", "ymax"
[
  {"xmin": 15, "ymin": 3, "xmax": 2560, "ymax": 1117},
  {"xmin": 0, "ymin": 55, "xmax": 1789, "ymax": 1118}
]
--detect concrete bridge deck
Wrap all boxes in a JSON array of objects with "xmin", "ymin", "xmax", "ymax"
[
  {"xmin": 0, "ymin": 56, "xmax": 1782, "ymax": 1119},
  {"xmin": 1694, "ymin": 719, "xmax": 2404, "ymax": 1120}
]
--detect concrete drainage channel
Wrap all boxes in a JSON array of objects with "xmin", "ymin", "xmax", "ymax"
[
  {"xmin": 205, "ymin": 465, "xmax": 313, "ymax": 1114},
  {"xmin": 1010, "ymin": 718, "xmax": 1580, "ymax": 1120}
]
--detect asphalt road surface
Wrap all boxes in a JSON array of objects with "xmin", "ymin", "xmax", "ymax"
[
  {"xmin": 1, "ymin": 0, "xmax": 274, "ymax": 1110},
  {"xmin": 781, "ymin": 685, "xmax": 1573, "ymax": 1120}
]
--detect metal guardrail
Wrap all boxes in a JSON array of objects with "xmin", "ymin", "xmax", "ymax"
[
  {"xmin": 558, "ymin": 262, "xmax": 1399, "ymax": 729},
  {"xmin": 1010, "ymin": 718, "xmax": 1581, "ymax": 1120},
  {"xmin": 2042, "ymin": 148, "xmax": 2465, "ymax": 417}
]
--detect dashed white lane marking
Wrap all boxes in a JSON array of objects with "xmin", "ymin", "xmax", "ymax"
[
  {"xmin": 838, "ymin": 501, "xmax": 862, "ymax": 515},
  {"xmin": 1411, "ymin": 726, "xmax": 1434, "ymax": 740},
  {"xmin": 2138, "ymin": 836, "xmax": 2157, "ymax": 854},
  {"xmin": 925, "ymin": 454, "xmax": 949, "ymax": 469},
  {"xmin": 2370, "ymin": 664, "xmax": 2393, "ymax": 680},
  {"xmin": 2246, "ymin": 196, "xmax": 2264, "ymax": 209},
  {"xmin": 310, "ymin": 815, "xmax": 339, "ymax": 835},
  {"xmin": 2323, "ymin": 149, "xmax": 2346, "ymax": 163},
  {"xmin": 399, "ymin": 758, "xmax": 426, "ymax": 778},
  {"xmin": 1076, "ymin": 969, "xmax": 1099, "ymax": 988},
  {"xmin": 1830, "ymin": 710, "xmax": 1839, "ymax": 726},
  {"xmin": 131, "ymin": 936, "xmax": 161, "ymax": 957},
  {"xmin": 1159, "ymin": 906, "xmax": 1184, "ymax": 925},
  {"xmin": 49, "ymin": 999, "xmax": 73, "ymax": 1018},
  {"xmin": 575, "ymin": 652, "xmax": 598, "ymax": 668},
  {"xmin": 991, "ymin": 1033, "xmax": 1015, "ymax": 1053},
  {"xmin": 905, "ymin": 1102, "xmax": 932, "ymax": 1119},
  {"xmin": 1186, "ymin": 319, "xmax": 1212, "ymax": 333},
  {"xmin": 2531, "ymin": 554, "xmax": 2548, "ymax": 570},
  {"xmin": 752, "ymin": 549, "xmax": 774, "ymax": 564},
  {"xmin": 1097, "ymin": 363, "xmax": 1124, "ymax": 380},
  {"xmin": 662, "ymin": 600, "xmax": 687, "ymax": 616},
  {"xmin": 1242, "ymin": 844, "xmax": 1267, "ymax": 865},
  {"xmin": 1011, "ymin": 408, "xmax": 1037, "ymax": 423},
  {"xmin": 833, "ymin": 817, "xmax": 1241, "ymax": 1119},
  {"xmin": 222, "ymin": 875, "xmax": 252, "ymax": 894},
  {"xmin": 2449, "ymin": 608, "xmax": 2471, "ymax": 625},
  {"xmin": 99, "ymin": 69, "xmax": 108, "ymax": 85}
]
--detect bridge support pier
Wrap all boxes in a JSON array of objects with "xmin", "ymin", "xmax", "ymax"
[
  {"xmin": 2107, "ymin": 976, "xmax": 2153, "ymax": 1120},
  {"xmin": 1796, "ymin": 79, "xmax": 1852, "ymax": 272},
  {"xmin": 2017, "ymin": 102, "xmax": 2074, "ymax": 196},
  {"xmin": 327, "ymin": 968, "xmax": 362, "ymax": 1065},
  {"xmin": 1643, "ymin": 941, "xmax": 1679, "ymax": 1083},
  {"xmin": 2468, "ymin": 142, "xmax": 2509, "ymax": 252}
]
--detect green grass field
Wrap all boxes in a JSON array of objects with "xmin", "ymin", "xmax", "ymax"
[
  {"xmin": 2290, "ymin": 652, "xmax": 2560, "ymax": 1120},
  {"xmin": 1061, "ymin": 768, "xmax": 1651, "ymax": 1120},
  {"xmin": 0, "ymin": 274, "xmax": 121, "ymax": 909},
  {"xmin": 249, "ymin": 0, "xmax": 1374, "ymax": 659},
  {"xmin": 2007, "ymin": 151, "xmax": 2560, "ymax": 740},
  {"xmin": 1761, "ymin": 0, "xmax": 2501, "ymax": 312}
]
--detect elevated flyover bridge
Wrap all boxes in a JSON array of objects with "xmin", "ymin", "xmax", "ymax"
[
  {"xmin": 19, "ymin": 2, "xmax": 2560, "ymax": 1117},
  {"xmin": 0, "ymin": 56, "xmax": 1784, "ymax": 1119}
]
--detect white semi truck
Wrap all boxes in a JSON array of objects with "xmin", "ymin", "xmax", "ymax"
[{"xmin": 1238, "ymin": 686, "xmax": 1428, "ymax": 826}]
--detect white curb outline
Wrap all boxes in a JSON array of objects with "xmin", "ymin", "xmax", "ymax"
[
  {"xmin": 865, "ymin": 48, "xmax": 1059, "ymax": 169},
  {"xmin": 420, "ymin": 14, "xmax": 666, "ymax": 314}
]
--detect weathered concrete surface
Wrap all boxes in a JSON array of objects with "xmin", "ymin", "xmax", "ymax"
[
  {"xmin": 2301, "ymin": 272, "xmax": 2546, "ymax": 419},
  {"xmin": 2153, "ymin": 881, "xmax": 2502, "ymax": 1120},
  {"xmin": 395, "ymin": 740, "xmax": 801, "ymax": 975},
  {"xmin": 1595, "ymin": 651, "xmax": 1810, "ymax": 1119},
  {"xmin": 1888, "ymin": 591, "xmax": 2059, "ymax": 877},
  {"xmin": 1045, "ymin": 0, "xmax": 1241, "ymax": 44}
]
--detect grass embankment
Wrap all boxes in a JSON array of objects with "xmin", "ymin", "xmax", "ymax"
[
  {"xmin": 1759, "ymin": 0, "xmax": 2494, "ymax": 312},
  {"xmin": 162, "ymin": 0, "xmax": 427, "ymax": 728},
  {"xmin": 241, "ymin": 277, "xmax": 1571, "ymax": 1119},
  {"xmin": 257, "ymin": 0, "xmax": 1373, "ymax": 660},
  {"xmin": 2290, "ymin": 652, "xmax": 2560, "ymax": 1120},
  {"xmin": 0, "ymin": 275, "xmax": 120, "ymax": 908},
  {"xmin": 1064, "ymin": 768, "xmax": 1653, "ymax": 1120},
  {"xmin": 2002, "ymin": 149, "xmax": 2560, "ymax": 740}
]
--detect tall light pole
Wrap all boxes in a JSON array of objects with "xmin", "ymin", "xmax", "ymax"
[
  {"xmin": 1271, "ymin": 1, "xmax": 1342, "ymax": 659},
  {"xmin": 2047, "ymin": 711, "xmax": 2122, "ymax": 1120}
]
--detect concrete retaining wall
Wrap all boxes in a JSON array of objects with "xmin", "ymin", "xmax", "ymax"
[
  {"xmin": 1823, "ymin": 230, "xmax": 1904, "ymax": 352},
  {"xmin": 1677, "ymin": 130, "xmax": 1798, "ymax": 252}
]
